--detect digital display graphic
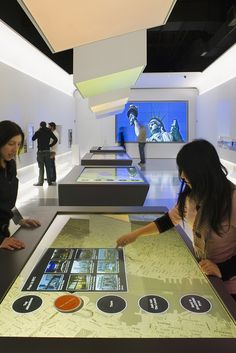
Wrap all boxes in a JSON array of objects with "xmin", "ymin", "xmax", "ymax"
[
  {"xmin": 23, "ymin": 248, "xmax": 127, "ymax": 292},
  {"xmin": 77, "ymin": 167, "xmax": 144, "ymax": 183},
  {"xmin": 1, "ymin": 216, "xmax": 236, "ymax": 340},
  {"xmin": 116, "ymin": 101, "xmax": 188, "ymax": 143}
]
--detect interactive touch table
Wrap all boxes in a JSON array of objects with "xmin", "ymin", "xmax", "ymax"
[
  {"xmin": 90, "ymin": 146, "xmax": 126, "ymax": 153},
  {"xmin": 81, "ymin": 152, "xmax": 132, "ymax": 166},
  {"xmin": 0, "ymin": 206, "xmax": 236, "ymax": 353},
  {"xmin": 58, "ymin": 166, "xmax": 149, "ymax": 206}
]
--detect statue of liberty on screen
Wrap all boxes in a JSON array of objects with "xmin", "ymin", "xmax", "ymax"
[{"xmin": 127, "ymin": 105, "xmax": 183, "ymax": 142}]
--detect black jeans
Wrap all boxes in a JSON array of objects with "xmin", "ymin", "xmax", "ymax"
[
  {"xmin": 50, "ymin": 155, "xmax": 56, "ymax": 182},
  {"xmin": 36, "ymin": 150, "xmax": 51, "ymax": 184}
]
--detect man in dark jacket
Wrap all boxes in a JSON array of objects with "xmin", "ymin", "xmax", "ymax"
[{"xmin": 32, "ymin": 121, "xmax": 58, "ymax": 186}]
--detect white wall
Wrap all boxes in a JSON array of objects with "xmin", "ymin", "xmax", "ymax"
[
  {"xmin": 196, "ymin": 76, "xmax": 236, "ymax": 163},
  {"xmin": 74, "ymin": 88, "xmax": 197, "ymax": 159},
  {"xmin": 74, "ymin": 91, "xmax": 116, "ymax": 160},
  {"xmin": 0, "ymin": 62, "xmax": 75, "ymax": 167}
]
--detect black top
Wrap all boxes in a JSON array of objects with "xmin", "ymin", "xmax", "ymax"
[
  {"xmin": 32, "ymin": 127, "xmax": 58, "ymax": 151},
  {"xmin": 119, "ymin": 131, "xmax": 125, "ymax": 145},
  {"xmin": 0, "ymin": 160, "xmax": 18, "ymax": 243}
]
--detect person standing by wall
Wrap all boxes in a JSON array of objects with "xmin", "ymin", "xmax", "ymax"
[
  {"xmin": 0, "ymin": 120, "xmax": 40, "ymax": 250},
  {"xmin": 48, "ymin": 122, "xmax": 59, "ymax": 184},
  {"xmin": 32, "ymin": 121, "xmax": 58, "ymax": 186},
  {"xmin": 118, "ymin": 127, "xmax": 126, "ymax": 152},
  {"xmin": 138, "ymin": 124, "xmax": 147, "ymax": 165}
]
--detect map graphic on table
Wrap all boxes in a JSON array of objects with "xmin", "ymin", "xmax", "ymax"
[
  {"xmin": 76, "ymin": 167, "xmax": 144, "ymax": 183},
  {"xmin": 23, "ymin": 248, "xmax": 127, "ymax": 292}
]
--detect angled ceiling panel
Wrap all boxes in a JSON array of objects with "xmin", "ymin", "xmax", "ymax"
[
  {"xmin": 89, "ymin": 88, "xmax": 130, "ymax": 113},
  {"xmin": 74, "ymin": 30, "xmax": 146, "ymax": 98},
  {"xmin": 17, "ymin": 0, "xmax": 176, "ymax": 53},
  {"xmin": 95, "ymin": 105, "xmax": 126, "ymax": 119},
  {"xmin": 92, "ymin": 98, "xmax": 128, "ymax": 115}
]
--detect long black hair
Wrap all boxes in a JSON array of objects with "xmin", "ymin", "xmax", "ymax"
[
  {"xmin": 0, "ymin": 120, "xmax": 24, "ymax": 154},
  {"xmin": 176, "ymin": 139, "xmax": 233, "ymax": 235}
]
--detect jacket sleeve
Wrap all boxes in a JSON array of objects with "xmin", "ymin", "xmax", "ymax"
[
  {"xmin": 49, "ymin": 131, "xmax": 58, "ymax": 147},
  {"xmin": 12, "ymin": 207, "xmax": 23, "ymax": 224},
  {"xmin": 32, "ymin": 130, "xmax": 39, "ymax": 141},
  {"xmin": 154, "ymin": 212, "xmax": 174, "ymax": 233},
  {"xmin": 217, "ymin": 255, "xmax": 236, "ymax": 281},
  {"xmin": 153, "ymin": 204, "xmax": 182, "ymax": 233}
]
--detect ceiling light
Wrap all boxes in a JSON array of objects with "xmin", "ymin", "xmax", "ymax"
[
  {"xmin": 0, "ymin": 20, "xmax": 74, "ymax": 96},
  {"xmin": 17, "ymin": 0, "xmax": 176, "ymax": 52}
]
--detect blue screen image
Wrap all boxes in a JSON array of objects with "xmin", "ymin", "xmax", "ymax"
[{"xmin": 116, "ymin": 101, "xmax": 188, "ymax": 143}]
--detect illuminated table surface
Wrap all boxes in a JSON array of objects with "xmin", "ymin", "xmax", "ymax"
[
  {"xmin": 90, "ymin": 146, "xmax": 126, "ymax": 153},
  {"xmin": 77, "ymin": 166, "xmax": 144, "ymax": 183},
  {"xmin": 0, "ymin": 206, "xmax": 236, "ymax": 353},
  {"xmin": 58, "ymin": 167, "xmax": 149, "ymax": 206},
  {"xmin": 81, "ymin": 152, "xmax": 132, "ymax": 166}
]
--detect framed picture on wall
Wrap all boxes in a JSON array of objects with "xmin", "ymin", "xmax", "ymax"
[
  {"xmin": 68, "ymin": 129, "xmax": 72, "ymax": 148},
  {"xmin": 27, "ymin": 123, "xmax": 34, "ymax": 149},
  {"xmin": 115, "ymin": 101, "xmax": 188, "ymax": 143}
]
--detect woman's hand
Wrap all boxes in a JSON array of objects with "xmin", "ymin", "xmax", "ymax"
[
  {"xmin": 19, "ymin": 218, "xmax": 41, "ymax": 228},
  {"xmin": 116, "ymin": 232, "xmax": 139, "ymax": 247},
  {"xmin": 0, "ymin": 237, "xmax": 25, "ymax": 251},
  {"xmin": 199, "ymin": 259, "xmax": 222, "ymax": 278}
]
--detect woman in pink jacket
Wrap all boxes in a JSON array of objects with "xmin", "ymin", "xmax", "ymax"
[{"xmin": 117, "ymin": 139, "xmax": 236, "ymax": 300}]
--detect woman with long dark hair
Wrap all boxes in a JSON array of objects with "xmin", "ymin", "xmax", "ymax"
[
  {"xmin": 117, "ymin": 139, "xmax": 236, "ymax": 299},
  {"xmin": 0, "ymin": 120, "xmax": 40, "ymax": 250}
]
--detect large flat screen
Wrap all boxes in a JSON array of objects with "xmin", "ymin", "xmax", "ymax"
[{"xmin": 116, "ymin": 101, "xmax": 188, "ymax": 143}]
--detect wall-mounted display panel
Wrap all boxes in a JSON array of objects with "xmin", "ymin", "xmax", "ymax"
[
  {"xmin": 58, "ymin": 166, "xmax": 149, "ymax": 206},
  {"xmin": 116, "ymin": 101, "xmax": 188, "ymax": 143},
  {"xmin": 218, "ymin": 136, "xmax": 236, "ymax": 151}
]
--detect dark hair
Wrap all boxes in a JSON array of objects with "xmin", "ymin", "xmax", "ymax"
[
  {"xmin": 49, "ymin": 122, "xmax": 56, "ymax": 129},
  {"xmin": 176, "ymin": 139, "xmax": 233, "ymax": 235},
  {"xmin": 40, "ymin": 121, "xmax": 47, "ymax": 128},
  {"xmin": 0, "ymin": 120, "xmax": 24, "ymax": 154}
]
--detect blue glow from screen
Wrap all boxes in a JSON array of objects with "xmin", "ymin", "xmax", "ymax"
[{"xmin": 116, "ymin": 101, "xmax": 188, "ymax": 143}]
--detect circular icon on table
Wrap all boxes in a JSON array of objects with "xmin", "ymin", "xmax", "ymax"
[
  {"xmin": 139, "ymin": 295, "xmax": 169, "ymax": 313},
  {"xmin": 54, "ymin": 294, "xmax": 83, "ymax": 313},
  {"xmin": 12, "ymin": 295, "xmax": 42, "ymax": 313},
  {"xmin": 96, "ymin": 295, "xmax": 126, "ymax": 314},
  {"xmin": 180, "ymin": 294, "xmax": 212, "ymax": 313}
]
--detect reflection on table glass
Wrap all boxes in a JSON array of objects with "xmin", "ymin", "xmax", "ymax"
[
  {"xmin": 76, "ymin": 167, "xmax": 144, "ymax": 183},
  {"xmin": 101, "ymin": 146, "xmax": 124, "ymax": 151},
  {"xmin": 0, "ymin": 214, "xmax": 236, "ymax": 339},
  {"xmin": 91, "ymin": 153, "xmax": 129, "ymax": 160}
]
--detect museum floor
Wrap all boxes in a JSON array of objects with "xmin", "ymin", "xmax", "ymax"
[
  {"xmin": 12, "ymin": 151, "xmax": 193, "ymax": 250},
  {"xmin": 16, "ymin": 153, "xmax": 180, "ymax": 210}
]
